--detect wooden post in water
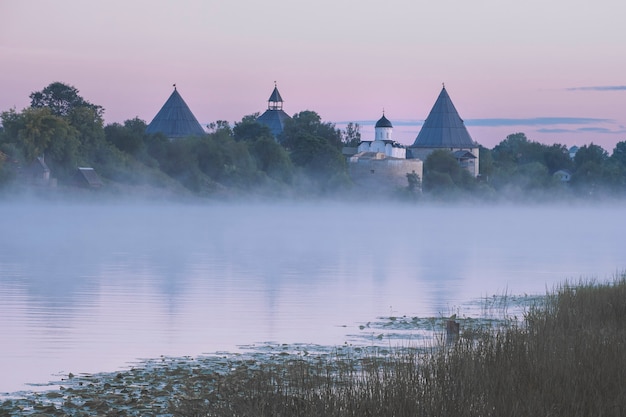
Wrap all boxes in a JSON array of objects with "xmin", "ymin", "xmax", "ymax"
[{"xmin": 446, "ymin": 319, "xmax": 460, "ymax": 343}]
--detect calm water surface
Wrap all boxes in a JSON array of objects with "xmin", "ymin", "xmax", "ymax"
[{"xmin": 1, "ymin": 200, "xmax": 625, "ymax": 394}]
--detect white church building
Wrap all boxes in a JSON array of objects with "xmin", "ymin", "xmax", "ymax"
[
  {"xmin": 356, "ymin": 113, "xmax": 407, "ymax": 159},
  {"xmin": 347, "ymin": 86, "xmax": 481, "ymax": 190},
  {"xmin": 349, "ymin": 114, "xmax": 423, "ymax": 190}
]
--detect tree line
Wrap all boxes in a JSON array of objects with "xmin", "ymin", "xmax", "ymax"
[
  {"xmin": 1, "ymin": 82, "xmax": 625, "ymax": 200},
  {"xmin": 0, "ymin": 82, "xmax": 355, "ymax": 197}
]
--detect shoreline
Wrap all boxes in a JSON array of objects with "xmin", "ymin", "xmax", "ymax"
[
  {"xmin": 3, "ymin": 278, "xmax": 625, "ymax": 415},
  {"xmin": 1, "ymin": 293, "xmax": 540, "ymax": 411}
]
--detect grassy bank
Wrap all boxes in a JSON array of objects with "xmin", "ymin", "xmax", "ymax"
[
  {"xmin": 2, "ymin": 278, "xmax": 625, "ymax": 416},
  {"xmin": 171, "ymin": 278, "xmax": 626, "ymax": 417}
]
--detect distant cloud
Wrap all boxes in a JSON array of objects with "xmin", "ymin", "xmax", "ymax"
[
  {"xmin": 537, "ymin": 127, "xmax": 626, "ymax": 135},
  {"xmin": 342, "ymin": 119, "xmax": 423, "ymax": 127},
  {"xmin": 338, "ymin": 117, "xmax": 624, "ymax": 137},
  {"xmin": 536, "ymin": 128, "xmax": 572, "ymax": 134},
  {"xmin": 576, "ymin": 127, "xmax": 614, "ymax": 133},
  {"xmin": 566, "ymin": 85, "xmax": 626, "ymax": 92},
  {"xmin": 465, "ymin": 117, "xmax": 611, "ymax": 127},
  {"xmin": 342, "ymin": 117, "xmax": 612, "ymax": 128}
]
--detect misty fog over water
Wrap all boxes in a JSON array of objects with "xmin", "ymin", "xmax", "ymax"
[{"xmin": 1, "ymin": 200, "xmax": 625, "ymax": 394}]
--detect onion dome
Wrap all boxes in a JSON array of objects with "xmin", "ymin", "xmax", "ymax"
[{"xmin": 375, "ymin": 113, "xmax": 393, "ymax": 128}]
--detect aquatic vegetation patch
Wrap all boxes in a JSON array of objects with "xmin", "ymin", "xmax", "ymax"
[{"xmin": 6, "ymin": 286, "xmax": 625, "ymax": 417}]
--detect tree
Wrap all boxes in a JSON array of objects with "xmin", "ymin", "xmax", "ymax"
[
  {"xmin": 406, "ymin": 170, "xmax": 421, "ymax": 192},
  {"xmin": 342, "ymin": 122, "xmax": 361, "ymax": 147},
  {"xmin": 233, "ymin": 114, "xmax": 274, "ymax": 142},
  {"xmin": 0, "ymin": 142, "xmax": 17, "ymax": 186},
  {"xmin": 573, "ymin": 143, "xmax": 608, "ymax": 169},
  {"xmin": 543, "ymin": 144, "xmax": 573, "ymax": 174},
  {"xmin": 281, "ymin": 111, "xmax": 348, "ymax": 191},
  {"xmin": 0, "ymin": 107, "xmax": 80, "ymax": 179},
  {"xmin": 610, "ymin": 141, "xmax": 626, "ymax": 166},
  {"xmin": 282, "ymin": 111, "xmax": 343, "ymax": 150},
  {"xmin": 478, "ymin": 145, "xmax": 494, "ymax": 179},
  {"xmin": 248, "ymin": 137, "xmax": 293, "ymax": 183},
  {"xmin": 28, "ymin": 82, "xmax": 114, "ymax": 175},
  {"xmin": 68, "ymin": 105, "xmax": 105, "ymax": 150},
  {"xmin": 30, "ymin": 82, "xmax": 103, "ymax": 119},
  {"xmin": 571, "ymin": 144, "xmax": 610, "ymax": 192},
  {"xmin": 492, "ymin": 133, "xmax": 530, "ymax": 164},
  {"xmin": 423, "ymin": 149, "xmax": 474, "ymax": 193},
  {"xmin": 105, "ymin": 118, "xmax": 147, "ymax": 155},
  {"xmin": 207, "ymin": 120, "xmax": 232, "ymax": 135}
]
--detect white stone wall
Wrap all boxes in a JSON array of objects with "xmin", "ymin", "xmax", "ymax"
[
  {"xmin": 358, "ymin": 141, "xmax": 406, "ymax": 159},
  {"xmin": 375, "ymin": 126, "xmax": 392, "ymax": 141},
  {"xmin": 349, "ymin": 157, "xmax": 423, "ymax": 190}
]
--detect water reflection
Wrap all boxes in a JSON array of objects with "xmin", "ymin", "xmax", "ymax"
[{"xmin": 1, "ymin": 201, "xmax": 626, "ymax": 393}]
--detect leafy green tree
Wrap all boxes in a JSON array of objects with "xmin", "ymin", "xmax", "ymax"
[
  {"xmin": 0, "ymin": 142, "xmax": 15, "ymax": 186},
  {"xmin": 406, "ymin": 170, "xmax": 421, "ymax": 192},
  {"xmin": 543, "ymin": 144, "xmax": 573, "ymax": 174},
  {"xmin": 233, "ymin": 114, "xmax": 273, "ymax": 142},
  {"xmin": 105, "ymin": 118, "xmax": 147, "ymax": 155},
  {"xmin": 571, "ymin": 144, "xmax": 611, "ymax": 193},
  {"xmin": 25, "ymin": 82, "xmax": 118, "ymax": 180},
  {"xmin": 489, "ymin": 133, "xmax": 577, "ymax": 196},
  {"xmin": 492, "ymin": 133, "xmax": 531, "ymax": 165},
  {"xmin": 249, "ymin": 137, "xmax": 293, "ymax": 183},
  {"xmin": 207, "ymin": 120, "xmax": 232, "ymax": 136},
  {"xmin": 574, "ymin": 143, "xmax": 608, "ymax": 169},
  {"xmin": 516, "ymin": 161, "xmax": 551, "ymax": 189},
  {"xmin": 0, "ymin": 107, "xmax": 80, "ymax": 179},
  {"xmin": 423, "ymin": 149, "xmax": 474, "ymax": 193},
  {"xmin": 30, "ymin": 82, "xmax": 103, "ymax": 119},
  {"xmin": 281, "ymin": 111, "xmax": 348, "ymax": 191},
  {"xmin": 492, "ymin": 132, "xmax": 554, "ymax": 167},
  {"xmin": 144, "ymin": 132, "xmax": 170, "ymax": 164},
  {"xmin": 68, "ymin": 105, "xmax": 105, "ymax": 150},
  {"xmin": 342, "ymin": 122, "xmax": 361, "ymax": 147},
  {"xmin": 478, "ymin": 145, "xmax": 494, "ymax": 179},
  {"xmin": 610, "ymin": 141, "xmax": 626, "ymax": 166},
  {"xmin": 201, "ymin": 135, "xmax": 257, "ymax": 186},
  {"xmin": 282, "ymin": 111, "xmax": 343, "ymax": 150}
]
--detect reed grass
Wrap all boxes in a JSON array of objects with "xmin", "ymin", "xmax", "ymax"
[{"xmin": 170, "ymin": 276, "xmax": 626, "ymax": 417}]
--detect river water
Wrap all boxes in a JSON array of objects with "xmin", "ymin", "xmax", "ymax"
[{"xmin": 1, "ymin": 199, "xmax": 625, "ymax": 394}]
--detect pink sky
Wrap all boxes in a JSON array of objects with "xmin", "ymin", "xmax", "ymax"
[{"xmin": 1, "ymin": 0, "xmax": 625, "ymax": 150}]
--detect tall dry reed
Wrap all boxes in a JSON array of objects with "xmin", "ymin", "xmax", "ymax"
[{"xmin": 170, "ymin": 276, "xmax": 626, "ymax": 417}]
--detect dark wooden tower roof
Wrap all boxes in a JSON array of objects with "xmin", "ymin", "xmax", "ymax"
[
  {"xmin": 145, "ymin": 86, "xmax": 205, "ymax": 139},
  {"xmin": 411, "ymin": 86, "xmax": 478, "ymax": 148},
  {"xmin": 267, "ymin": 85, "xmax": 284, "ymax": 110},
  {"xmin": 257, "ymin": 83, "xmax": 291, "ymax": 139}
]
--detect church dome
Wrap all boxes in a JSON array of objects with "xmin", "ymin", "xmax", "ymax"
[{"xmin": 375, "ymin": 114, "xmax": 393, "ymax": 128}]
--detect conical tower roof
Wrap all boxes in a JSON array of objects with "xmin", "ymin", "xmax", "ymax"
[
  {"xmin": 412, "ymin": 86, "xmax": 477, "ymax": 148},
  {"xmin": 268, "ymin": 86, "xmax": 283, "ymax": 105},
  {"xmin": 146, "ymin": 86, "xmax": 205, "ymax": 139}
]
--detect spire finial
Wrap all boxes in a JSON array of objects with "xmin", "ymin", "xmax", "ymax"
[
  {"xmin": 274, "ymin": 80, "xmax": 277, "ymax": 88},
  {"xmin": 442, "ymin": 82, "xmax": 445, "ymax": 89},
  {"xmin": 173, "ymin": 83, "xmax": 177, "ymax": 90}
]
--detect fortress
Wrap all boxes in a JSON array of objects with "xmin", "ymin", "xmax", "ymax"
[{"xmin": 146, "ymin": 84, "xmax": 480, "ymax": 190}]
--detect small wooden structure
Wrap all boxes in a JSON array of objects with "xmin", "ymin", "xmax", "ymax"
[
  {"xmin": 76, "ymin": 167, "xmax": 103, "ymax": 188},
  {"xmin": 24, "ymin": 156, "xmax": 51, "ymax": 186}
]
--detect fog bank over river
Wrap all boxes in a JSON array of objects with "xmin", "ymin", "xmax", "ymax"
[{"xmin": 2, "ymin": 200, "xmax": 625, "ymax": 394}]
